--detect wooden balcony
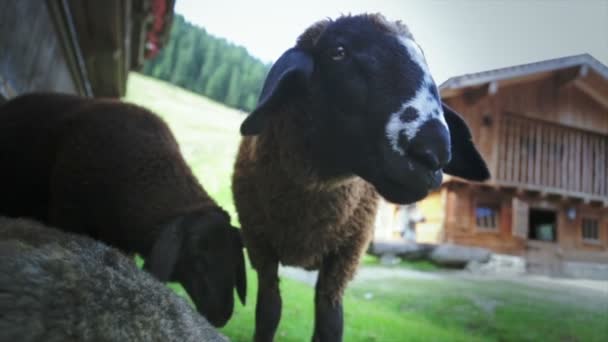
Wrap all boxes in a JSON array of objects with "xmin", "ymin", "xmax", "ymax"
[
  {"xmin": 494, "ymin": 114, "xmax": 606, "ymax": 202},
  {"xmin": 446, "ymin": 114, "xmax": 607, "ymax": 205}
]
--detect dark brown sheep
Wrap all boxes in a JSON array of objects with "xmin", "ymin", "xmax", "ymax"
[
  {"xmin": 232, "ymin": 14, "xmax": 490, "ymax": 342},
  {"xmin": 0, "ymin": 216, "xmax": 228, "ymax": 342},
  {"xmin": 0, "ymin": 93, "xmax": 246, "ymax": 327}
]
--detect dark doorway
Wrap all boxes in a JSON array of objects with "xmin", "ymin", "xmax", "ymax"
[{"xmin": 528, "ymin": 209, "xmax": 557, "ymax": 242}]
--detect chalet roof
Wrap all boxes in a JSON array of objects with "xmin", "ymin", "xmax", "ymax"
[{"xmin": 440, "ymin": 54, "xmax": 608, "ymax": 92}]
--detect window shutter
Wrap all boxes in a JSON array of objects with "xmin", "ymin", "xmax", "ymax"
[{"xmin": 512, "ymin": 197, "xmax": 529, "ymax": 238}]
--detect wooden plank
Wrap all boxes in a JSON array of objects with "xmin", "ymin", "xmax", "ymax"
[
  {"xmin": 574, "ymin": 131, "xmax": 582, "ymax": 192},
  {"xmin": 513, "ymin": 117, "xmax": 521, "ymax": 183},
  {"xmin": 502, "ymin": 114, "xmax": 510, "ymax": 181},
  {"xmin": 581, "ymin": 133, "xmax": 587, "ymax": 194},
  {"xmin": 587, "ymin": 134, "xmax": 594, "ymax": 194},
  {"xmin": 548, "ymin": 124, "xmax": 556, "ymax": 188},
  {"xmin": 495, "ymin": 180, "xmax": 606, "ymax": 203},
  {"xmin": 552, "ymin": 125, "xmax": 560, "ymax": 188},
  {"xmin": 600, "ymin": 137, "xmax": 608, "ymax": 195},
  {"xmin": 512, "ymin": 197, "xmax": 530, "ymax": 238},
  {"xmin": 542, "ymin": 124, "xmax": 550, "ymax": 188},
  {"xmin": 583, "ymin": 134, "xmax": 591, "ymax": 194},
  {"xmin": 67, "ymin": 0, "xmax": 128, "ymax": 96},
  {"xmin": 527, "ymin": 120, "xmax": 535, "ymax": 185},
  {"xmin": 593, "ymin": 135, "xmax": 604, "ymax": 196},
  {"xmin": 600, "ymin": 137, "xmax": 604, "ymax": 196},
  {"xmin": 592, "ymin": 136, "xmax": 601, "ymax": 195},
  {"xmin": 599, "ymin": 136, "xmax": 605, "ymax": 197},
  {"xmin": 569, "ymin": 130, "xmax": 575, "ymax": 192},
  {"xmin": 574, "ymin": 78, "xmax": 608, "ymax": 110},
  {"xmin": 605, "ymin": 138, "xmax": 608, "ymax": 197},
  {"xmin": 553, "ymin": 125, "xmax": 560, "ymax": 188},
  {"xmin": 567, "ymin": 130, "xmax": 575, "ymax": 192},
  {"xmin": 557, "ymin": 126, "xmax": 564, "ymax": 189},
  {"xmin": 598, "ymin": 136, "xmax": 604, "ymax": 196},
  {"xmin": 489, "ymin": 103, "xmax": 502, "ymax": 179},
  {"xmin": 534, "ymin": 122, "xmax": 543, "ymax": 185},
  {"xmin": 560, "ymin": 127, "xmax": 568, "ymax": 191},
  {"xmin": 520, "ymin": 118, "xmax": 528, "ymax": 183},
  {"xmin": 505, "ymin": 116, "xmax": 515, "ymax": 182},
  {"xmin": 497, "ymin": 114, "xmax": 506, "ymax": 180}
]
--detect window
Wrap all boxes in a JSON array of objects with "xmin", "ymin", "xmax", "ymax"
[
  {"xmin": 476, "ymin": 204, "xmax": 499, "ymax": 230},
  {"xmin": 582, "ymin": 218, "xmax": 599, "ymax": 242},
  {"xmin": 528, "ymin": 209, "xmax": 557, "ymax": 242}
]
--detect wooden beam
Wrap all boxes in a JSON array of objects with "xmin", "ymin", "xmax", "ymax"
[
  {"xmin": 463, "ymin": 81, "xmax": 499, "ymax": 106},
  {"xmin": 556, "ymin": 65, "xmax": 589, "ymax": 89},
  {"xmin": 574, "ymin": 79, "xmax": 608, "ymax": 109}
]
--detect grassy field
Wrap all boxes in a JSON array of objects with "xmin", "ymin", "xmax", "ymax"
[{"xmin": 124, "ymin": 73, "xmax": 607, "ymax": 342}]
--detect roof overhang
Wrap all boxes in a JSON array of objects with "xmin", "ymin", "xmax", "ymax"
[{"xmin": 440, "ymin": 54, "xmax": 608, "ymax": 109}]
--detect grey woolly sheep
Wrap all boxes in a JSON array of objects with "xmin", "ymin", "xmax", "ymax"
[
  {"xmin": 0, "ymin": 217, "xmax": 228, "ymax": 342},
  {"xmin": 232, "ymin": 13, "xmax": 490, "ymax": 342},
  {"xmin": 0, "ymin": 93, "xmax": 246, "ymax": 327}
]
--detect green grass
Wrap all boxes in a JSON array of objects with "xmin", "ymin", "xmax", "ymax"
[{"xmin": 124, "ymin": 73, "xmax": 608, "ymax": 342}]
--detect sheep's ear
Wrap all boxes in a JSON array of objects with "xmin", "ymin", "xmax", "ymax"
[
  {"xmin": 240, "ymin": 48, "xmax": 314, "ymax": 135},
  {"xmin": 143, "ymin": 220, "xmax": 183, "ymax": 282},
  {"xmin": 231, "ymin": 227, "xmax": 247, "ymax": 305},
  {"xmin": 442, "ymin": 103, "xmax": 491, "ymax": 181}
]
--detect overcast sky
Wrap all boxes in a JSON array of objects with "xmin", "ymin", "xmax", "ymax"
[{"xmin": 175, "ymin": 0, "xmax": 608, "ymax": 84}]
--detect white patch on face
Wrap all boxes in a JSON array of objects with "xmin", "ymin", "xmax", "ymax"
[
  {"xmin": 385, "ymin": 37, "xmax": 448, "ymax": 155},
  {"xmin": 400, "ymin": 38, "xmax": 427, "ymax": 74}
]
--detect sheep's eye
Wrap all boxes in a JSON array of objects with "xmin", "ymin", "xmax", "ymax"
[{"xmin": 331, "ymin": 46, "xmax": 346, "ymax": 61}]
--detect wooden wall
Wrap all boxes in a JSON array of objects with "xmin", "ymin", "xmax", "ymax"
[
  {"xmin": 67, "ymin": 0, "xmax": 132, "ymax": 97},
  {"xmin": 517, "ymin": 195, "xmax": 608, "ymax": 264},
  {"xmin": 441, "ymin": 186, "xmax": 525, "ymax": 254},
  {"xmin": 0, "ymin": 1, "xmax": 79, "ymax": 98},
  {"xmin": 435, "ymin": 184, "xmax": 608, "ymax": 262}
]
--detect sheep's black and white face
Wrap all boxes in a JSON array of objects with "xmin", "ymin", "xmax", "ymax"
[{"xmin": 241, "ymin": 14, "xmax": 489, "ymax": 204}]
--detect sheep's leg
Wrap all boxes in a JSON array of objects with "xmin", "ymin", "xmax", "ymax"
[
  {"xmin": 312, "ymin": 236, "xmax": 368, "ymax": 342},
  {"xmin": 254, "ymin": 261, "xmax": 281, "ymax": 342},
  {"xmin": 312, "ymin": 251, "xmax": 350, "ymax": 342},
  {"xmin": 312, "ymin": 258, "xmax": 344, "ymax": 341}
]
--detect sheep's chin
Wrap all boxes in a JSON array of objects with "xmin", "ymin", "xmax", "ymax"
[{"xmin": 359, "ymin": 144, "xmax": 443, "ymax": 204}]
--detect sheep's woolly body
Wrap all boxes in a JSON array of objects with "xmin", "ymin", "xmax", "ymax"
[
  {"xmin": 233, "ymin": 14, "xmax": 419, "ymax": 305},
  {"xmin": 0, "ymin": 94, "xmax": 224, "ymax": 256},
  {"xmin": 233, "ymin": 107, "xmax": 379, "ymax": 302},
  {"xmin": 0, "ymin": 217, "xmax": 227, "ymax": 342}
]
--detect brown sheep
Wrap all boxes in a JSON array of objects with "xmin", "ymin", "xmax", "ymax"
[
  {"xmin": 232, "ymin": 14, "xmax": 490, "ymax": 342},
  {"xmin": 0, "ymin": 216, "xmax": 228, "ymax": 342},
  {"xmin": 0, "ymin": 93, "xmax": 246, "ymax": 327}
]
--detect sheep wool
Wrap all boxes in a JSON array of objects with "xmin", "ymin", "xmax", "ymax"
[{"xmin": 0, "ymin": 217, "xmax": 228, "ymax": 342}]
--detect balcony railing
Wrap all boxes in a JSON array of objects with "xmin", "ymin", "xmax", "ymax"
[{"xmin": 494, "ymin": 114, "xmax": 607, "ymax": 201}]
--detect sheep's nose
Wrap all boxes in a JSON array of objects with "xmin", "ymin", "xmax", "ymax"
[{"xmin": 406, "ymin": 119, "xmax": 451, "ymax": 171}]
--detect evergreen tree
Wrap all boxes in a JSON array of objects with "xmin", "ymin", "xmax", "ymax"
[
  {"xmin": 204, "ymin": 63, "xmax": 231, "ymax": 101},
  {"xmin": 224, "ymin": 67, "xmax": 242, "ymax": 107}
]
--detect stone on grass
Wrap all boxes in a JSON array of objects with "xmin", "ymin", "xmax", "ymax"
[{"xmin": 430, "ymin": 244, "xmax": 491, "ymax": 268}]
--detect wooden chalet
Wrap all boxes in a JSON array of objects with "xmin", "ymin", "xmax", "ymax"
[
  {"xmin": 0, "ymin": 0, "xmax": 174, "ymax": 101},
  {"xmin": 408, "ymin": 54, "xmax": 608, "ymax": 272}
]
